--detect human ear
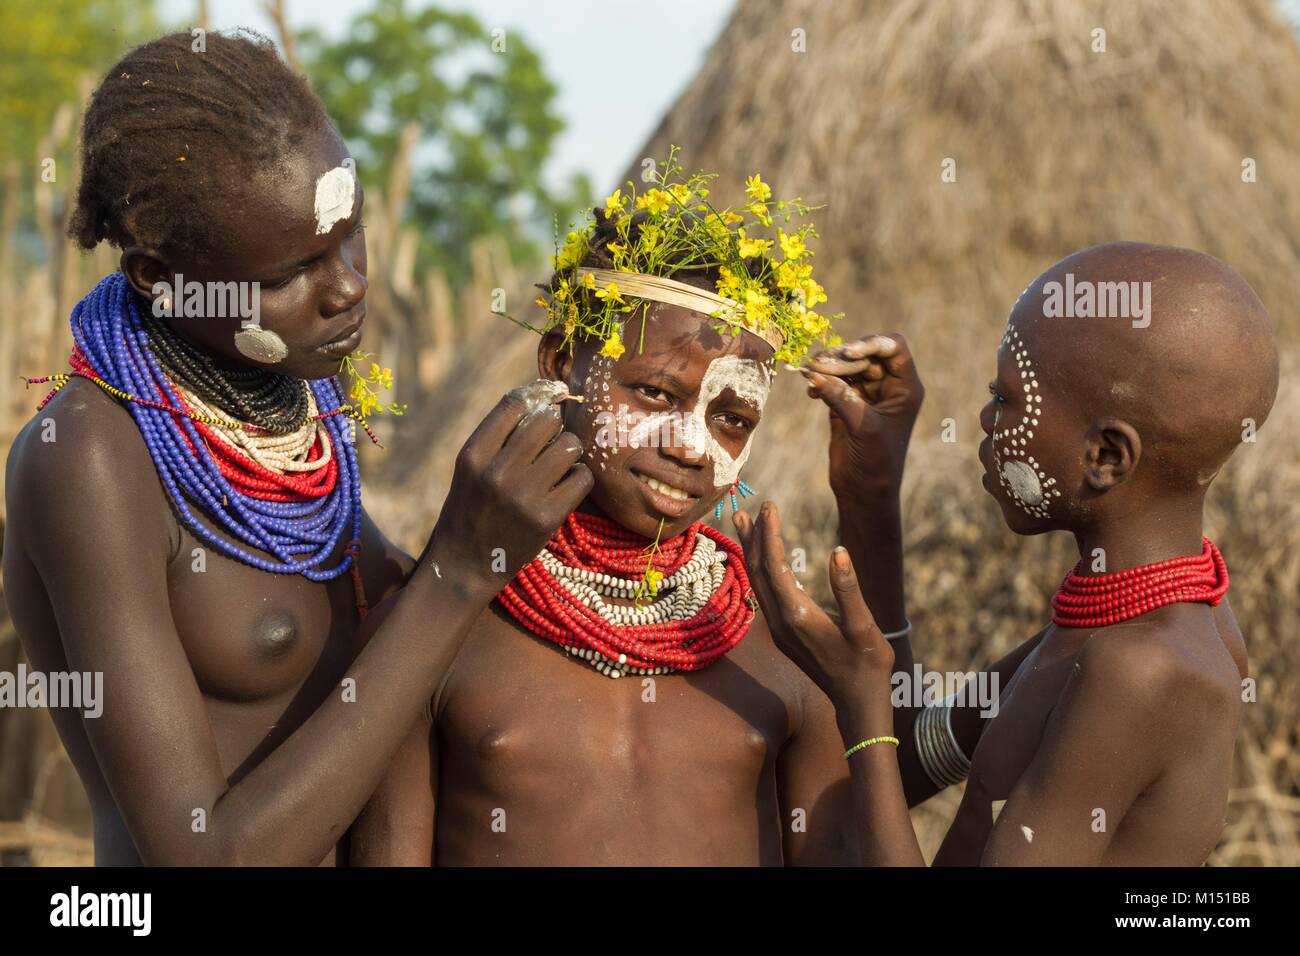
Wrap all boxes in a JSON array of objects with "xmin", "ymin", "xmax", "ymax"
[
  {"xmin": 538, "ymin": 330, "xmax": 576, "ymax": 384},
  {"xmin": 119, "ymin": 248, "xmax": 173, "ymax": 301},
  {"xmin": 1083, "ymin": 418, "xmax": 1142, "ymax": 490}
]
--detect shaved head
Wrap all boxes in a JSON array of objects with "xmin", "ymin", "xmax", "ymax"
[{"xmin": 980, "ymin": 242, "xmax": 1278, "ymax": 532}]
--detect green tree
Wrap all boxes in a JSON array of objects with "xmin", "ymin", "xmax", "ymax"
[
  {"xmin": 0, "ymin": 0, "xmax": 159, "ymax": 168},
  {"xmin": 298, "ymin": 0, "xmax": 591, "ymax": 279}
]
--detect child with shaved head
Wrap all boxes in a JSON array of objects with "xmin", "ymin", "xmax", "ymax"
[{"xmin": 739, "ymin": 241, "xmax": 1279, "ymax": 865}]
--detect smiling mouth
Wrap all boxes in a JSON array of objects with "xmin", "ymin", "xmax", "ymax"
[{"xmin": 631, "ymin": 470, "xmax": 700, "ymax": 515}]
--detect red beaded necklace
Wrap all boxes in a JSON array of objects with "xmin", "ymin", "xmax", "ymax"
[
  {"xmin": 1051, "ymin": 537, "xmax": 1229, "ymax": 628},
  {"xmin": 498, "ymin": 511, "xmax": 755, "ymax": 675}
]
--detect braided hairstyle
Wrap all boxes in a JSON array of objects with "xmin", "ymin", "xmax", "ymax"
[{"xmin": 69, "ymin": 29, "xmax": 332, "ymax": 257}]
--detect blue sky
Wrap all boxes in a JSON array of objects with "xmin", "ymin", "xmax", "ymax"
[{"xmin": 161, "ymin": 0, "xmax": 735, "ymax": 194}]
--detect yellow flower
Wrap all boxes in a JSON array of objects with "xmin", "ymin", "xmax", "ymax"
[
  {"xmin": 534, "ymin": 296, "xmax": 548, "ymax": 309},
  {"xmin": 737, "ymin": 229, "xmax": 772, "ymax": 259},
  {"xmin": 582, "ymin": 272, "xmax": 596, "ymax": 290},
  {"xmin": 552, "ymin": 230, "xmax": 588, "ymax": 270},
  {"xmin": 604, "ymin": 188, "xmax": 625, "ymax": 219},
  {"xmin": 636, "ymin": 188, "xmax": 671, "ymax": 216},
  {"xmin": 743, "ymin": 287, "xmax": 772, "ymax": 327},
  {"xmin": 600, "ymin": 332, "xmax": 626, "ymax": 360},
  {"xmin": 668, "ymin": 183, "xmax": 691, "ymax": 205},
  {"xmin": 749, "ymin": 202, "xmax": 772, "ymax": 227},
  {"xmin": 778, "ymin": 228, "xmax": 806, "ymax": 261},
  {"xmin": 644, "ymin": 568, "xmax": 664, "ymax": 596},
  {"xmin": 608, "ymin": 242, "xmax": 627, "ymax": 258},
  {"xmin": 595, "ymin": 282, "xmax": 624, "ymax": 305},
  {"xmin": 745, "ymin": 174, "xmax": 772, "ymax": 203},
  {"xmin": 798, "ymin": 277, "xmax": 827, "ymax": 308}
]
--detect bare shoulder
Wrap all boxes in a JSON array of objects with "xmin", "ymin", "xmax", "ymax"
[
  {"xmin": 6, "ymin": 379, "xmax": 174, "ymax": 563},
  {"xmin": 1070, "ymin": 613, "xmax": 1239, "ymax": 729}
]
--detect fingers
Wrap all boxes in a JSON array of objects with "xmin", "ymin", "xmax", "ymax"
[
  {"xmin": 827, "ymin": 547, "xmax": 879, "ymax": 640},
  {"xmin": 496, "ymin": 401, "xmax": 567, "ymax": 470},
  {"xmin": 807, "ymin": 333, "xmax": 918, "ymax": 383},
  {"xmin": 532, "ymin": 428, "xmax": 586, "ymax": 490},
  {"xmin": 459, "ymin": 391, "xmax": 532, "ymax": 463},
  {"xmin": 802, "ymin": 369, "xmax": 866, "ymax": 421},
  {"xmin": 752, "ymin": 503, "xmax": 816, "ymax": 623},
  {"xmin": 806, "ymin": 334, "xmax": 897, "ymax": 370},
  {"xmin": 545, "ymin": 461, "xmax": 595, "ymax": 514}
]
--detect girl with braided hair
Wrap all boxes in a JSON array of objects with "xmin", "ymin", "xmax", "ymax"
[{"xmin": 3, "ymin": 30, "xmax": 592, "ymax": 865}]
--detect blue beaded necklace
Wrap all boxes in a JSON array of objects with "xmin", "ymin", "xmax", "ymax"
[{"xmin": 68, "ymin": 272, "xmax": 363, "ymax": 585}]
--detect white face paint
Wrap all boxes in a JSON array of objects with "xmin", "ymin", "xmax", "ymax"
[
  {"xmin": 313, "ymin": 165, "xmax": 356, "ymax": 235},
  {"xmin": 992, "ymin": 326, "xmax": 1059, "ymax": 519},
  {"xmin": 684, "ymin": 355, "xmax": 772, "ymax": 488},
  {"xmin": 234, "ymin": 325, "xmax": 289, "ymax": 364}
]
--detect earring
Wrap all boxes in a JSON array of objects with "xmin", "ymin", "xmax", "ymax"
[{"xmin": 714, "ymin": 479, "xmax": 756, "ymax": 520}]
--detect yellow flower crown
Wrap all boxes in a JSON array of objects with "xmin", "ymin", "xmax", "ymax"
[{"xmin": 529, "ymin": 147, "xmax": 842, "ymax": 366}]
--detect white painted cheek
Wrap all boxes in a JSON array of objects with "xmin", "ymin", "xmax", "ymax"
[
  {"xmin": 1000, "ymin": 459, "xmax": 1043, "ymax": 506},
  {"xmin": 693, "ymin": 356, "xmax": 771, "ymax": 489},
  {"xmin": 314, "ymin": 165, "xmax": 356, "ymax": 235},
  {"xmin": 234, "ymin": 325, "xmax": 288, "ymax": 364},
  {"xmin": 992, "ymin": 328, "xmax": 1060, "ymax": 519}
]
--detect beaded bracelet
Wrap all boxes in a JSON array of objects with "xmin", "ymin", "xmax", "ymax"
[{"xmin": 842, "ymin": 735, "xmax": 900, "ymax": 759}]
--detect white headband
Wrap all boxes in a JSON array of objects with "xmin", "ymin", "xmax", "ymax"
[{"xmin": 574, "ymin": 267, "xmax": 785, "ymax": 352}]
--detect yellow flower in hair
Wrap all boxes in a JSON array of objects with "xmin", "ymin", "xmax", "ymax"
[
  {"xmin": 799, "ymin": 277, "xmax": 827, "ymax": 308},
  {"xmin": 778, "ymin": 228, "xmax": 806, "ymax": 261},
  {"xmin": 600, "ymin": 332, "xmax": 626, "ymax": 360},
  {"xmin": 553, "ymin": 230, "xmax": 587, "ymax": 270},
  {"xmin": 746, "ymin": 174, "xmax": 772, "ymax": 203},
  {"xmin": 736, "ymin": 229, "xmax": 772, "ymax": 259},
  {"xmin": 636, "ymin": 189, "xmax": 671, "ymax": 216},
  {"xmin": 604, "ymin": 188, "xmax": 626, "ymax": 219},
  {"xmin": 744, "ymin": 287, "xmax": 772, "ymax": 327},
  {"xmin": 595, "ymin": 282, "xmax": 624, "ymax": 305}
]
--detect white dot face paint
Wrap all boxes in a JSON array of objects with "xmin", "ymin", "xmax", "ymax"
[
  {"xmin": 992, "ymin": 327, "xmax": 1060, "ymax": 519},
  {"xmin": 314, "ymin": 164, "xmax": 356, "ymax": 236}
]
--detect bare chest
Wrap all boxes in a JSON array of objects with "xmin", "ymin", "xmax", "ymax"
[
  {"xmin": 438, "ymin": 609, "xmax": 796, "ymax": 790},
  {"xmin": 163, "ymin": 515, "xmax": 357, "ymax": 717}
]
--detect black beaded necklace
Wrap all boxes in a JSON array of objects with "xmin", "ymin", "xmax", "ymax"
[{"xmin": 140, "ymin": 310, "xmax": 310, "ymax": 433}]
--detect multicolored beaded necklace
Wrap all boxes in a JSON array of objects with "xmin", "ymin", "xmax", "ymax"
[
  {"xmin": 25, "ymin": 272, "xmax": 371, "ymax": 617},
  {"xmin": 498, "ymin": 511, "xmax": 756, "ymax": 678},
  {"xmin": 1051, "ymin": 537, "xmax": 1229, "ymax": 629}
]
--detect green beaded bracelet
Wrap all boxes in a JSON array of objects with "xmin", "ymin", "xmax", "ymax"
[{"xmin": 843, "ymin": 735, "xmax": 900, "ymax": 759}]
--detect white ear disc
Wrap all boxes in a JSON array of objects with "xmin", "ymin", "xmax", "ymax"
[{"xmin": 1001, "ymin": 459, "xmax": 1044, "ymax": 506}]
